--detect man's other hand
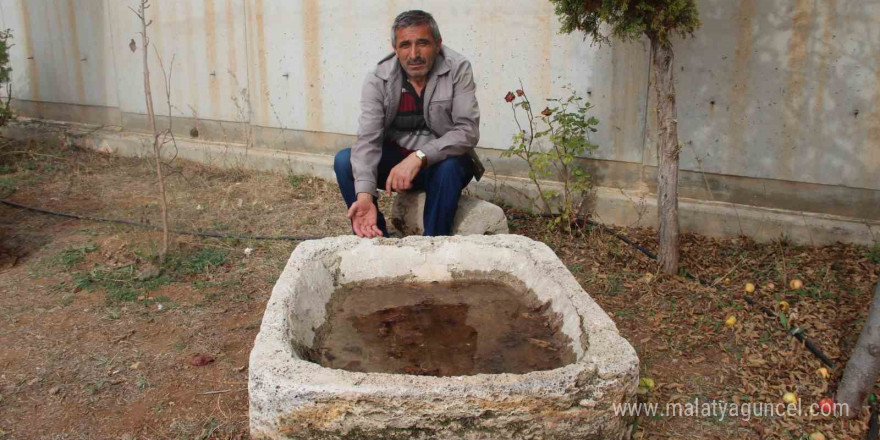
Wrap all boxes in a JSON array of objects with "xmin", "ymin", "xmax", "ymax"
[
  {"xmin": 347, "ymin": 193, "xmax": 383, "ymax": 238},
  {"xmin": 385, "ymin": 154, "xmax": 422, "ymax": 194}
]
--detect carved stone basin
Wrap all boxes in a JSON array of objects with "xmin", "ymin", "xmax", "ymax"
[{"xmin": 249, "ymin": 235, "xmax": 638, "ymax": 439}]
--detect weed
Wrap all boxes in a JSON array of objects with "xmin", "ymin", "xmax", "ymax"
[
  {"xmin": 72, "ymin": 272, "xmax": 94, "ymax": 290},
  {"xmin": 137, "ymin": 375, "xmax": 150, "ymax": 391},
  {"xmin": 0, "ymin": 163, "xmax": 13, "ymax": 174},
  {"xmin": 0, "ymin": 176, "xmax": 16, "ymax": 194},
  {"xmin": 868, "ymin": 244, "xmax": 880, "ymax": 264},
  {"xmin": 73, "ymin": 264, "xmax": 173, "ymax": 305},
  {"xmin": 52, "ymin": 244, "xmax": 99, "ymax": 268},
  {"xmin": 172, "ymin": 340, "xmax": 186, "ymax": 352},
  {"xmin": 779, "ymin": 312, "xmax": 790, "ymax": 329},
  {"xmin": 604, "ymin": 273, "xmax": 623, "ymax": 296},
  {"xmin": 86, "ymin": 380, "xmax": 106, "ymax": 395},
  {"xmin": 165, "ymin": 247, "xmax": 228, "ymax": 275},
  {"xmin": 104, "ymin": 306, "xmax": 121, "ymax": 320},
  {"xmin": 287, "ymin": 175, "xmax": 304, "ymax": 189}
]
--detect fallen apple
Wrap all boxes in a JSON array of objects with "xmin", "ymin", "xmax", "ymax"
[
  {"xmin": 818, "ymin": 397, "xmax": 834, "ymax": 414},
  {"xmin": 790, "ymin": 279, "xmax": 804, "ymax": 290},
  {"xmin": 725, "ymin": 315, "xmax": 737, "ymax": 327},
  {"xmin": 188, "ymin": 354, "xmax": 215, "ymax": 367},
  {"xmin": 778, "ymin": 301, "xmax": 790, "ymax": 312},
  {"xmin": 745, "ymin": 283, "xmax": 756, "ymax": 293},
  {"xmin": 783, "ymin": 392, "xmax": 797, "ymax": 404},
  {"xmin": 809, "ymin": 432, "xmax": 826, "ymax": 440},
  {"xmin": 766, "ymin": 282, "xmax": 776, "ymax": 290},
  {"xmin": 817, "ymin": 367, "xmax": 829, "ymax": 379}
]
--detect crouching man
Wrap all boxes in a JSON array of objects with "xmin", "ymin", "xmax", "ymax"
[{"xmin": 334, "ymin": 10, "xmax": 484, "ymax": 238}]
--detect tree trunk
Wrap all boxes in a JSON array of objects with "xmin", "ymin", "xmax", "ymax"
[
  {"xmin": 138, "ymin": 1, "xmax": 169, "ymax": 261},
  {"xmin": 650, "ymin": 38, "xmax": 680, "ymax": 275},
  {"xmin": 837, "ymin": 282, "xmax": 880, "ymax": 418}
]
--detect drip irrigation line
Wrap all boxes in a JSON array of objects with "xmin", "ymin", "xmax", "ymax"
[
  {"xmin": 509, "ymin": 213, "xmax": 658, "ymax": 259},
  {"xmin": 0, "ymin": 199, "xmax": 322, "ymax": 242},
  {"xmin": 510, "ymin": 212, "xmax": 836, "ymax": 369},
  {"xmin": 742, "ymin": 295, "xmax": 835, "ymax": 369},
  {"xmin": 574, "ymin": 217, "xmax": 658, "ymax": 260}
]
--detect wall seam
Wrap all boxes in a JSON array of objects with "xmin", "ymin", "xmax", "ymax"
[
  {"xmin": 105, "ymin": 0, "xmax": 124, "ymax": 127},
  {"xmin": 241, "ymin": 0, "xmax": 253, "ymax": 126}
]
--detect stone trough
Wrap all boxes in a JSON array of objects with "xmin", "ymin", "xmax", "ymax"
[{"xmin": 249, "ymin": 235, "xmax": 639, "ymax": 439}]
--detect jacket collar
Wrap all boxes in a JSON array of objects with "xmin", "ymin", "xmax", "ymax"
[{"xmin": 375, "ymin": 45, "xmax": 450, "ymax": 81}]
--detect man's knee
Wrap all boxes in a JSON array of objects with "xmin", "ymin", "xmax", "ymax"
[{"xmin": 333, "ymin": 148, "xmax": 353, "ymax": 177}]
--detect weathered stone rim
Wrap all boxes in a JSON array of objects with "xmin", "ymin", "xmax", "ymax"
[{"xmin": 250, "ymin": 234, "xmax": 635, "ymax": 385}]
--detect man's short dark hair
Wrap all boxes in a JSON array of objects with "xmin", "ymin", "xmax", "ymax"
[{"xmin": 391, "ymin": 10, "xmax": 441, "ymax": 47}]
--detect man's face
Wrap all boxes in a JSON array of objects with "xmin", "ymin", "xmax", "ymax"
[{"xmin": 393, "ymin": 24, "xmax": 442, "ymax": 79}]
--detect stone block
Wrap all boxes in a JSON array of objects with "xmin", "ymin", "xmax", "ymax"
[{"xmin": 391, "ymin": 191, "xmax": 509, "ymax": 236}]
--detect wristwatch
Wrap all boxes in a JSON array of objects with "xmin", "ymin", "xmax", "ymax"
[{"xmin": 415, "ymin": 150, "xmax": 427, "ymax": 168}]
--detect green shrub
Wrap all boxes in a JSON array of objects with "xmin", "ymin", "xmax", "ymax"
[{"xmin": 502, "ymin": 87, "xmax": 599, "ymax": 228}]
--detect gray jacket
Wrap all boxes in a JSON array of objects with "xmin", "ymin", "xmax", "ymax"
[{"xmin": 351, "ymin": 45, "xmax": 484, "ymax": 196}]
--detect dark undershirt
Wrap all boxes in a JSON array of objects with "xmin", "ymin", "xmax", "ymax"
[{"xmin": 386, "ymin": 76, "xmax": 436, "ymax": 154}]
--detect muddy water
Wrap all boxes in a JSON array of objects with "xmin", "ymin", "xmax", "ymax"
[{"xmin": 307, "ymin": 281, "xmax": 575, "ymax": 376}]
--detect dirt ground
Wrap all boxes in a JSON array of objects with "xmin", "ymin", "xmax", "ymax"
[{"xmin": 0, "ymin": 137, "xmax": 878, "ymax": 439}]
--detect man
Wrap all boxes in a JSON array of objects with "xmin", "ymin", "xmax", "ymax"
[{"xmin": 333, "ymin": 10, "xmax": 483, "ymax": 238}]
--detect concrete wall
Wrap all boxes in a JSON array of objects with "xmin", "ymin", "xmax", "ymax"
[{"xmin": 1, "ymin": 0, "xmax": 878, "ymax": 241}]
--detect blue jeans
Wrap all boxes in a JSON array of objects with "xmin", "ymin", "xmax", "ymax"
[{"xmin": 333, "ymin": 145, "xmax": 475, "ymax": 236}]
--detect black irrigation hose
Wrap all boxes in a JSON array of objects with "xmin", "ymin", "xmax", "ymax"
[
  {"xmin": 509, "ymin": 213, "xmax": 658, "ymax": 259},
  {"xmin": 742, "ymin": 295, "xmax": 836, "ymax": 369},
  {"xmin": 510, "ymin": 211, "xmax": 836, "ymax": 369},
  {"xmin": 0, "ymin": 199, "xmax": 322, "ymax": 242}
]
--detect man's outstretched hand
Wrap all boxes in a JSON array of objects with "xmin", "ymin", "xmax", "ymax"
[
  {"xmin": 347, "ymin": 193, "xmax": 383, "ymax": 238},
  {"xmin": 385, "ymin": 154, "xmax": 422, "ymax": 194}
]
